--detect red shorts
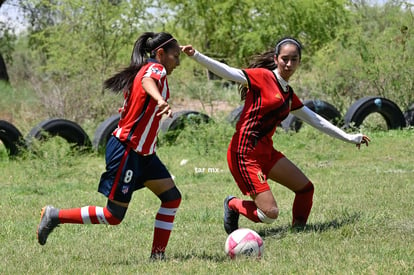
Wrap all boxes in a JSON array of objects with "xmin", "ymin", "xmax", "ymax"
[{"xmin": 227, "ymin": 143, "xmax": 285, "ymax": 196}]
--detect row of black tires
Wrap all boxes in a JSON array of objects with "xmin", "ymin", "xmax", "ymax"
[{"xmin": 1, "ymin": 96, "xmax": 413, "ymax": 157}]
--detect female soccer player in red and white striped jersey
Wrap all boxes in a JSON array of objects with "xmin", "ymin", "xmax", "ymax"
[
  {"xmin": 37, "ymin": 32, "xmax": 182, "ymax": 260},
  {"xmin": 182, "ymin": 37, "xmax": 370, "ymax": 234}
]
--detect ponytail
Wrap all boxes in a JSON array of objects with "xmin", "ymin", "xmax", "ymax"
[
  {"xmin": 239, "ymin": 49, "xmax": 276, "ymax": 100},
  {"xmin": 104, "ymin": 32, "xmax": 177, "ymax": 93}
]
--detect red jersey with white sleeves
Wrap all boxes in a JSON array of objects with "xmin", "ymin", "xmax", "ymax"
[
  {"xmin": 230, "ymin": 68, "xmax": 303, "ymax": 152},
  {"xmin": 113, "ymin": 61, "xmax": 169, "ymax": 155}
]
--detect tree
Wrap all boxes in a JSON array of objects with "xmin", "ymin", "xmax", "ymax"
[
  {"xmin": 299, "ymin": 0, "xmax": 414, "ymax": 109},
  {"xmin": 0, "ymin": 0, "xmax": 11, "ymax": 83},
  {"xmin": 163, "ymin": 0, "xmax": 349, "ymax": 66},
  {"xmin": 18, "ymin": 0, "xmax": 155, "ymax": 121}
]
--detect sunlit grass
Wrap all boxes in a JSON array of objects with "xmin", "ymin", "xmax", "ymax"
[{"xmin": 0, "ymin": 122, "xmax": 413, "ymax": 274}]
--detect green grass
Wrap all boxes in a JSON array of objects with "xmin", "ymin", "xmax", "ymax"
[{"xmin": 0, "ymin": 122, "xmax": 413, "ymax": 274}]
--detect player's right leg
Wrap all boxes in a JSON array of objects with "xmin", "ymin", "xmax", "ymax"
[
  {"xmin": 225, "ymin": 149, "xmax": 276, "ymax": 234},
  {"xmin": 145, "ymin": 178, "xmax": 181, "ymax": 260}
]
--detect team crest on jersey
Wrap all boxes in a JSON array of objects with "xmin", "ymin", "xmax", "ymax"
[
  {"xmin": 257, "ymin": 171, "xmax": 266, "ymax": 183},
  {"xmin": 121, "ymin": 185, "xmax": 130, "ymax": 195},
  {"xmin": 151, "ymin": 67, "xmax": 162, "ymax": 76}
]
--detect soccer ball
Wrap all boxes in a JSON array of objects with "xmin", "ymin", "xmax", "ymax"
[{"xmin": 224, "ymin": 228, "xmax": 264, "ymax": 259}]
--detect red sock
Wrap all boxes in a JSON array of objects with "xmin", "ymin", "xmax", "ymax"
[
  {"xmin": 292, "ymin": 181, "xmax": 314, "ymax": 226},
  {"xmin": 58, "ymin": 206, "xmax": 120, "ymax": 225},
  {"xmin": 151, "ymin": 198, "xmax": 181, "ymax": 254},
  {"xmin": 229, "ymin": 198, "xmax": 261, "ymax": 223}
]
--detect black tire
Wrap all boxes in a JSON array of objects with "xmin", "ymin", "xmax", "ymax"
[
  {"xmin": 280, "ymin": 113, "xmax": 301, "ymax": 132},
  {"xmin": 281, "ymin": 99, "xmax": 342, "ymax": 132},
  {"xmin": 344, "ymin": 96, "xmax": 406, "ymax": 130},
  {"xmin": 26, "ymin": 118, "xmax": 92, "ymax": 149},
  {"xmin": 92, "ymin": 114, "xmax": 120, "ymax": 151},
  {"xmin": 227, "ymin": 105, "xmax": 244, "ymax": 126},
  {"xmin": 159, "ymin": 110, "xmax": 211, "ymax": 143},
  {"xmin": 0, "ymin": 120, "xmax": 25, "ymax": 156},
  {"xmin": 160, "ymin": 110, "xmax": 211, "ymax": 133},
  {"xmin": 403, "ymin": 103, "xmax": 414, "ymax": 126}
]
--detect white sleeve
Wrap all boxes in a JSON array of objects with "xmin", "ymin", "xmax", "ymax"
[
  {"xmin": 291, "ymin": 106, "xmax": 363, "ymax": 144},
  {"xmin": 190, "ymin": 51, "xmax": 247, "ymax": 84}
]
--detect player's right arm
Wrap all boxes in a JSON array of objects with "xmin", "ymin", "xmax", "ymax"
[{"xmin": 181, "ymin": 45, "xmax": 247, "ymax": 84}]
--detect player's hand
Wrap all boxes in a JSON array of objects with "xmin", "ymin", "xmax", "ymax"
[
  {"xmin": 181, "ymin": 45, "xmax": 196, "ymax": 56},
  {"xmin": 157, "ymin": 99, "xmax": 172, "ymax": 117},
  {"xmin": 356, "ymin": 135, "xmax": 370, "ymax": 149}
]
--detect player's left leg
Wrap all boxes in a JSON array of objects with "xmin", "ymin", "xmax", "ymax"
[
  {"xmin": 267, "ymin": 156, "xmax": 314, "ymax": 227},
  {"xmin": 37, "ymin": 200, "xmax": 127, "ymax": 245},
  {"xmin": 144, "ymin": 177, "xmax": 181, "ymax": 260}
]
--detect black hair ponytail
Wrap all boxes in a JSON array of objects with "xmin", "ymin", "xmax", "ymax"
[
  {"xmin": 104, "ymin": 32, "xmax": 176, "ymax": 93},
  {"xmin": 239, "ymin": 49, "xmax": 276, "ymax": 100}
]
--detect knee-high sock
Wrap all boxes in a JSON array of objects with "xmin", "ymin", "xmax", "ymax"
[
  {"xmin": 58, "ymin": 206, "xmax": 121, "ymax": 225},
  {"xmin": 151, "ymin": 198, "xmax": 181, "ymax": 254},
  {"xmin": 292, "ymin": 181, "xmax": 314, "ymax": 226},
  {"xmin": 229, "ymin": 198, "xmax": 261, "ymax": 223}
]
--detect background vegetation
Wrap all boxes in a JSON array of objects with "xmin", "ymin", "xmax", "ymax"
[{"xmin": 1, "ymin": 0, "xmax": 413, "ymax": 132}]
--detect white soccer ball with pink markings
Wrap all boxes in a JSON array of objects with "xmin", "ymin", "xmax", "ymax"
[{"xmin": 224, "ymin": 228, "xmax": 264, "ymax": 259}]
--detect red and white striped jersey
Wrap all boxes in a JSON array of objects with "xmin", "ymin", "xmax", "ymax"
[{"xmin": 113, "ymin": 61, "xmax": 169, "ymax": 155}]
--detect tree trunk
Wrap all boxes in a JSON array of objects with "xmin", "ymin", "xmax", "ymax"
[
  {"xmin": 0, "ymin": 53, "xmax": 9, "ymax": 82},
  {"xmin": 0, "ymin": 1, "xmax": 10, "ymax": 83}
]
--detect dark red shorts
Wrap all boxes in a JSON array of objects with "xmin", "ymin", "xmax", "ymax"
[{"xmin": 227, "ymin": 143, "xmax": 285, "ymax": 196}]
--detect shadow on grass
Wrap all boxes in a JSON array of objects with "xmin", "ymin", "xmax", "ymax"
[
  {"xmin": 170, "ymin": 251, "xmax": 229, "ymax": 262},
  {"xmin": 259, "ymin": 211, "xmax": 362, "ymax": 240}
]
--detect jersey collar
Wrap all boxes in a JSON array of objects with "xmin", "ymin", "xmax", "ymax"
[
  {"xmin": 147, "ymin": 58, "xmax": 160, "ymax": 64},
  {"xmin": 273, "ymin": 69, "xmax": 289, "ymax": 92}
]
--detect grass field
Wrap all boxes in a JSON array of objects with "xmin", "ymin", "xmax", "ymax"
[{"xmin": 0, "ymin": 122, "xmax": 413, "ymax": 274}]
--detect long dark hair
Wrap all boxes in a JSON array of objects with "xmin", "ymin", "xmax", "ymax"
[
  {"xmin": 239, "ymin": 36, "xmax": 302, "ymax": 100},
  {"xmin": 104, "ymin": 32, "xmax": 177, "ymax": 93}
]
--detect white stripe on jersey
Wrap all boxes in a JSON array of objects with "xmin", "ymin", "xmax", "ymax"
[
  {"xmin": 115, "ymin": 128, "xmax": 121, "ymax": 138},
  {"xmin": 154, "ymin": 220, "xmax": 174, "ymax": 230},
  {"xmin": 161, "ymin": 78, "xmax": 168, "ymax": 98},
  {"xmin": 81, "ymin": 206, "xmax": 91, "ymax": 224},
  {"xmin": 147, "ymin": 78, "xmax": 169, "ymax": 153},
  {"xmin": 148, "ymin": 125, "xmax": 158, "ymax": 153},
  {"xmin": 136, "ymin": 105, "xmax": 159, "ymax": 152}
]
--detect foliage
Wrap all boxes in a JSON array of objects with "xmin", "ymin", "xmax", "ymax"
[
  {"xmin": 0, "ymin": 22, "xmax": 16, "ymax": 64},
  {"xmin": 14, "ymin": 0, "xmax": 157, "ymax": 122},
  {"xmin": 162, "ymin": 0, "xmax": 348, "ymax": 66},
  {"xmin": 299, "ymin": 0, "xmax": 414, "ymax": 111}
]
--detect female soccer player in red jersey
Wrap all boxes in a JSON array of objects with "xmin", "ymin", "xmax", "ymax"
[
  {"xmin": 182, "ymin": 37, "xmax": 370, "ymax": 234},
  {"xmin": 37, "ymin": 32, "xmax": 182, "ymax": 260}
]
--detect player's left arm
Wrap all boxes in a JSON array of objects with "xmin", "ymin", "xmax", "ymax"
[
  {"xmin": 291, "ymin": 106, "xmax": 370, "ymax": 148},
  {"xmin": 142, "ymin": 77, "xmax": 171, "ymax": 117}
]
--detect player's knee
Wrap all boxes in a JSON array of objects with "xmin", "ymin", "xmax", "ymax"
[
  {"xmin": 105, "ymin": 201, "xmax": 128, "ymax": 224},
  {"xmin": 158, "ymin": 186, "xmax": 182, "ymax": 204},
  {"xmin": 257, "ymin": 207, "xmax": 279, "ymax": 224},
  {"xmin": 296, "ymin": 181, "xmax": 314, "ymax": 194}
]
